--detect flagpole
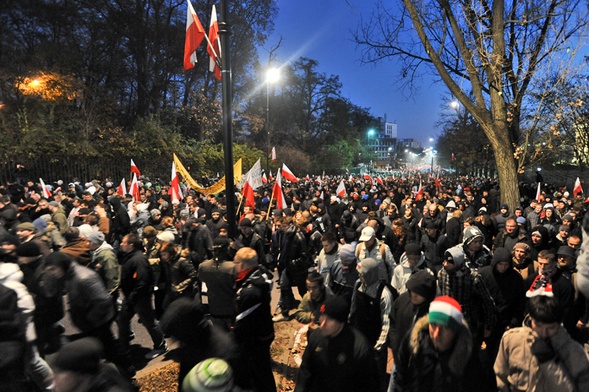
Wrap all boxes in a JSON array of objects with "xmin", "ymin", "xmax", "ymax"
[
  {"xmin": 219, "ymin": 0, "xmax": 237, "ymax": 238},
  {"xmin": 266, "ymin": 192, "xmax": 275, "ymax": 220}
]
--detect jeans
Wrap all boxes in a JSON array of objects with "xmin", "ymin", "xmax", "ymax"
[{"xmin": 117, "ymin": 294, "xmax": 164, "ymax": 350}]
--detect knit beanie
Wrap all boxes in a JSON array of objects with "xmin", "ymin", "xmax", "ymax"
[
  {"xmin": 182, "ymin": 358, "xmax": 234, "ymax": 392},
  {"xmin": 320, "ymin": 295, "xmax": 349, "ymax": 323},
  {"xmin": 16, "ymin": 241, "xmax": 41, "ymax": 257},
  {"xmin": 44, "ymin": 252, "xmax": 72, "ymax": 272},
  {"xmin": 53, "ymin": 337, "xmax": 103, "ymax": 374},
  {"xmin": 406, "ymin": 270, "xmax": 436, "ymax": 301},
  {"xmin": 339, "ymin": 244, "xmax": 356, "ymax": 261},
  {"xmin": 429, "ymin": 296, "xmax": 464, "ymax": 331}
]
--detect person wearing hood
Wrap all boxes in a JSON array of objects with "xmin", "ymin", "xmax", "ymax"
[
  {"xmin": 0, "ymin": 261, "xmax": 54, "ymax": 391},
  {"xmin": 512, "ymin": 242, "xmax": 537, "ymax": 281},
  {"xmin": 529, "ymin": 225, "xmax": 554, "ymax": 260},
  {"xmin": 391, "ymin": 243, "xmax": 432, "ymax": 295},
  {"xmin": 480, "ymin": 248, "xmax": 526, "ymax": 361},
  {"xmin": 349, "ymin": 258, "xmax": 395, "ymax": 391},
  {"xmin": 394, "ymin": 296, "xmax": 495, "ymax": 392},
  {"xmin": 86, "ymin": 230, "xmax": 120, "ymax": 302},
  {"xmin": 450, "ymin": 225, "xmax": 492, "ymax": 271},
  {"xmin": 328, "ymin": 243, "xmax": 359, "ymax": 304},
  {"xmin": 438, "ymin": 229, "xmax": 497, "ymax": 346}
]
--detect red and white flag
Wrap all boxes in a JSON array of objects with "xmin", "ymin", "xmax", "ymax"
[
  {"xmin": 184, "ymin": 0, "xmax": 206, "ymax": 70},
  {"xmin": 451, "ymin": 153, "xmax": 455, "ymax": 161},
  {"xmin": 305, "ymin": 174, "xmax": 310, "ymax": 181},
  {"xmin": 573, "ymin": 177, "xmax": 583, "ymax": 197},
  {"xmin": 270, "ymin": 146, "xmax": 277, "ymax": 161},
  {"xmin": 262, "ymin": 172, "xmax": 268, "ymax": 184},
  {"xmin": 336, "ymin": 180, "xmax": 346, "ymax": 198},
  {"xmin": 170, "ymin": 161, "xmax": 183, "ymax": 203},
  {"xmin": 242, "ymin": 172, "xmax": 255, "ymax": 208},
  {"xmin": 281, "ymin": 163, "xmax": 298, "ymax": 183},
  {"xmin": 245, "ymin": 159, "xmax": 263, "ymax": 190},
  {"xmin": 207, "ymin": 5, "xmax": 221, "ymax": 80},
  {"xmin": 130, "ymin": 159, "xmax": 141, "ymax": 177},
  {"xmin": 129, "ymin": 173, "xmax": 141, "ymax": 202},
  {"xmin": 415, "ymin": 181, "xmax": 423, "ymax": 201},
  {"xmin": 376, "ymin": 176, "xmax": 383, "ymax": 185},
  {"xmin": 39, "ymin": 178, "xmax": 52, "ymax": 199},
  {"xmin": 535, "ymin": 182, "xmax": 542, "ymax": 201},
  {"xmin": 272, "ymin": 171, "xmax": 286, "ymax": 209},
  {"xmin": 364, "ymin": 173, "xmax": 374, "ymax": 186},
  {"xmin": 268, "ymin": 170, "xmax": 273, "ymax": 182},
  {"xmin": 117, "ymin": 178, "xmax": 127, "ymax": 197}
]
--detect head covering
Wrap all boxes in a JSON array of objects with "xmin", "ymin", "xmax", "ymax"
[
  {"xmin": 516, "ymin": 217, "xmax": 527, "ymax": 225},
  {"xmin": 238, "ymin": 218, "xmax": 253, "ymax": 228},
  {"xmin": 562, "ymin": 214, "xmax": 573, "ymax": 222},
  {"xmin": 182, "ymin": 358, "xmax": 234, "ymax": 392},
  {"xmin": 339, "ymin": 244, "xmax": 356, "ymax": 261},
  {"xmin": 157, "ymin": 231, "xmax": 175, "ymax": 243},
  {"xmin": 48, "ymin": 201, "xmax": 59, "ymax": 208},
  {"xmin": 45, "ymin": 252, "xmax": 72, "ymax": 272},
  {"xmin": 53, "ymin": 337, "xmax": 103, "ymax": 374},
  {"xmin": 513, "ymin": 242, "xmax": 530, "ymax": 252},
  {"xmin": 429, "ymin": 296, "xmax": 464, "ymax": 331},
  {"xmin": 150, "ymin": 209, "xmax": 162, "ymax": 218},
  {"xmin": 319, "ymin": 296, "xmax": 349, "ymax": 323},
  {"xmin": 77, "ymin": 224, "xmax": 95, "ymax": 239},
  {"xmin": 359, "ymin": 226, "xmax": 376, "ymax": 242},
  {"xmin": 559, "ymin": 225, "xmax": 570, "ymax": 232},
  {"xmin": 406, "ymin": 270, "xmax": 436, "ymax": 301},
  {"xmin": 556, "ymin": 245, "xmax": 577, "ymax": 260},
  {"xmin": 463, "ymin": 226, "xmax": 484, "ymax": 246},
  {"xmin": 15, "ymin": 222, "xmax": 35, "ymax": 232},
  {"xmin": 87, "ymin": 231, "xmax": 105, "ymax": 245},
  {"xmin": 445, "ymin": 200, "xmax": 457, "ymax": 209},
  {"xmin": 16, "ymin": 241, "xmax": 41, "ymax": 257},
  {"xmin": 405, "ymin": 242, "xmax": 421, "ymax": 258},
  {"xmin": 500, "ymin": 204, "xmax": 509, "ymax": 210},
  {"xmin": 478, "ymin": 207, "xmax": 487, "ymax": 214},
  {"xmin": 359, "ymin": 257, "xmax": 380, "ymax": 285}
]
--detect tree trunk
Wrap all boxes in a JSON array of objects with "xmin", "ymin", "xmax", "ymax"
[{"xmin": 488, "ymin": 130, "xmax": 520, "ymax": 210}]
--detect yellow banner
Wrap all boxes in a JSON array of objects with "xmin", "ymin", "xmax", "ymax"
[{"xmin": 173, "ymin": 154, "xmax": 242, "ymax": 195}]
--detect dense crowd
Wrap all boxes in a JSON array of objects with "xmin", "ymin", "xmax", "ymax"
[{"xmin": 1, "ymin": 174, "xmax": 589, "ymax": 392}]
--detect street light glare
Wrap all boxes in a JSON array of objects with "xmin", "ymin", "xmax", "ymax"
[
  {"xmin": 450, "ymin": 100, "xmax": 460, "ymax": 109},
  {"xmin": 266, "ymin": 68, "xmax": 280, "ymax": 84}
]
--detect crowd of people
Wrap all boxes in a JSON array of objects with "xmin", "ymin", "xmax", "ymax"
[{"xmin": 1, "ymin": 174, "xmax": 589, "ymax": 392}]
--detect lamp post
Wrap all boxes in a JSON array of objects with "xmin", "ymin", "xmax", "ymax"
[{"xmin": 265, "ymin": 67, "xmax": 280, "ymax": 174}]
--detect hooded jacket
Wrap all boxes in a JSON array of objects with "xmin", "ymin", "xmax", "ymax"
[
  {"xmin": 391, "ymin": 251, "xmax": 430, "ymax": 294},
  {"xmin": 0, "ymin": 262, "xmax": 36, "ymax": 341}
]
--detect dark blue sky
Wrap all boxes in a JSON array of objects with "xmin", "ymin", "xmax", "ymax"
[{"xmin": 261, "ymin": 0, "xmax": 448, "ymax": 146}]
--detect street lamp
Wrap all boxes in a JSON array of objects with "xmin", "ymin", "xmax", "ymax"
[{"xmin": 266, "ymin": 67, "xmax": 280, "ymax": 173}]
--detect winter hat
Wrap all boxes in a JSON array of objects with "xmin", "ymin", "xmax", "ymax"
[
  {"xmin": 406, "ymin": 270, "xmax": 436, "ymax": 301},
  {"xmin": 463, "ymin": 226, "xmax": 484, "ymax": 246},
  {"xmin": 556, "ymin": 245, "xmax": 577, "ymax": 260},
  {"xmin": 319, "ymin": 295, "xmax": 349, "ymax": 323},
  {"xmin": 446, "ymin": 200, "xmax": 457, "ymax": 209},
  {"xmin": 562, "ymin": 214, "xmax": 574, "ymax": 222},
  {"xmin": 492, "ymin": 247, "xmax": 512, "ymax": 264},
  {"xmin": 15, "ymin": 222, "xmax": 35, "ymax": 232},
  {"xmin": 53, "ymin": 337, "xmax": 103, "ymax": 374},
  {"xmin": 359, "ymin": 226, "xmax": 376, "ymax": 242},
  {"xmin": 33, "ymin": 217, "xmax": 47, "ymax": 233},
  {"xmin": 150, "ymin": 209, "xmax": 162, "ymax": 218},
  {"xmin": 429, "ymin": 296, "xmax": 464, "ymax": 331},
  {"xmin": 559, "ymin": 225, "xmax": 570, "ymax": 233},
  {"xmin": 500, "ymin": 204, "xmax": 509, "ymax": 210},
  {"xmin": 513, "ymin": 242, "xmax": 531, "ymax": 253},
  {"xmin": 183, "ymin": 358, "xmax": 234, "ymax": 392},
  {"xmin": 516, "ymin": 217, "xmax": 527, "ymax": 225},
  {"xmin": 405, "ymin": 242, "xmax": 421, "ymax": 258},
  {"xmin": 87, "ymin": 231, "xmax": 105, "ymax": 245},
  {"xmin": 16, "ymin": 241, "xmax": 41, "ymax": 257},
  {"xmin": 478, "ymin": 207, "xmax": 487, "ymax": 214},
  {"xmin": 157, "ymin": 231, "xmax": 175, "ymax": 243},
  {"xmin": 77, "ymin": 224, "xmax": 95, "ymax": 239},
  {"xmin": 238, "ymin": 218, "xmax": 253, "ymax": 228},
  {"xmin": 44, "ymin": 252, "xmax": 72, "ymax": 272},
  {"xmin": 339, "ymin": 244, "xmax": 356, "ymax": 261}
]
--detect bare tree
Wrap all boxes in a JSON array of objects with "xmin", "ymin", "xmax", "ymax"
[{"xmin": 355, "ymin": 0, "xmax": 588, "ymax": 208}]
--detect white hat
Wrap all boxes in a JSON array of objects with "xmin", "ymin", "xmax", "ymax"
[
  {"xmin": 359, "ymin": 226, "xmax": 376, "ymax": 242},
  {"xmin": 156, "ymin": 231, "xmax": 175, "ymax": 243}
]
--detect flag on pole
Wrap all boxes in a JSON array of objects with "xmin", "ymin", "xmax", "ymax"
[
  {"xmin": 376, "ymin": 176, "xmax": 383, "ymax": 185},
  {"xmin": 130, "ymin": 159, "xmax": 141, "ymax": 177},
  {"xmin": 364, "ymin": 173, "xmax": 374, "ymax": 186},
  {"xmin": 39, "ymin": 178, "xmax": 52, "ymax": 199},
  {"xmin": 272, "ymin": 171, "xmax": 286, "ymax": 209},
  {"xmin": 170, "ymin": 161, "xmax": 183, "ymax": 203},
  {"xmin": 415, "ymin": 181, "xmax": 423, "ymax": 201},
  {"xmin": 184, "ymin": 0, "xmax": 206, "ymax": 70},
  {"xmin": 269, "ymin": 170, "xmax": 273, "ymax": 182},
  {"xmin": 535, "ymin": 182, "xmax": 542, "ymax": 201},
  {"xmin": 336, "ymin": 180, "xmax": 346, "ymax": 198},
  {"xmin": 281, "ymin": 163, "xmax": 298, "ymax": 182},
  {"xmin": 270, "ymin": 146, "xmax": 277, "ymax": 161},
  {"xmin": 262, "ymin": 172, "xmax": 268, "ymax": 184},
  {"xmin": 573, "ymin": 177, "xmax": 583, "ymax": 197},
  {"xmin": 451, "ymin": 153, "xmax": 455, "ymax": 161},
  {"xmin": 245, "ymin": 159, "xmax": 263, "ymax": 190},
  {"xmin": 207, "ymin": 5, "xmax": 221, "ymax": 80},
  {"xmin": 129, "ymin": 173, "xmax": 141, "ymax": 202},
  {"xmin": 242, "ymin": 171, "xmax": 255, "ymax": 208},
  {"xmin": 117, "ymin": 178, "xmax": 126, "ymax": 197}
]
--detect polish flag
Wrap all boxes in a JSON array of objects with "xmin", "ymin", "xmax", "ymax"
[
  {"xmin": 281, "ymin": 163, "xmax": 298, "ymax": 183},
  {"xmin": 129, "ymin": 173, "xmax": 141, "ymax": 202},
  {"xmin": 305, "ymin": 174, "xmax": 310, "ymax": 181},
  {"xmin": 268, "ymin": 170, "xmax": 273, "ymax": 182},
  {"xmin": 336, "ymin": 180, "xmax": 346, "ymax": 198},
  {"xmin": 207, "ymin": 5, "xmax": 221, "ymax": 80},
  {"xmin": 130, "ymin": 159, "xmax": 141, "ymax": 177},
  {"xmin": 364, "ymin": 174, "xmax": 374, "ymax": 186},
  {"xmin": 39, "ymin": 178, "xmax": 52, "ymax": 199},
  {"xmin": 376, "ymin": 176, "xmax": 383, "ymax": 185},
  {"xmin": 535, "ymin": 182, "xmax": 542, "ymax": 201},
  {"xmin": 170, "ymin": 161, "xmax": 183, "ymax": 203},
  {"xmin": 242, "ymin": 172, "xmax": 255, "ymax": 208},
  {"xmin": 117, "ymin": 178, "xmax": 127, "ymax": 197},
  {"xmin": 272, "ymin": 171, "xmax": 286, "ymax": 209},
  {"xmin": 184, "ymin": 0, "xmax": 206, "ymax": 70},
  {"xmin": 270, "ymin": 146, "xmax": 277, "ymax": 161},
  {"xmin": 415, "ymin": 181, "xmax": 424, "ymax": 201},
  {"xmin": 573, "ymin": 177, "xmax": 583, "ymax": 197},
  {"xmin": 262, "ymin": 172, "xmax": 268, "ymax": 184}
]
